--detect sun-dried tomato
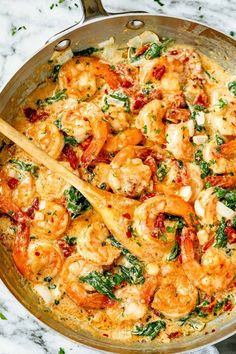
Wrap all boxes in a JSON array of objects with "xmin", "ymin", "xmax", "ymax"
[
  {"xmin": 24, "ymin": 107, "xmax": 48, "ymax": 123},
  {"xmin": 225, "ymin": 226, "xmax": 236, "ymax": 244},
  {"xmin": 153, "ymin": 65, "xmax": 166, "ymax": 80},
  {"xmin": 57, "ymin": 239, "xmax": 75, "ymax": 258},
  {"xmin": 7, "ymin": 177, "xmax": 19, "ymax": 189},
  {"xmin": 63, "ymin": 144, "xmax": 78, "ymax": 169}
]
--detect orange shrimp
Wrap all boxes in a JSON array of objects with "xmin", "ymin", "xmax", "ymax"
[
  {"xmin": 181, "ymin": 228, "xmax": 234, "ymax": 295},
  {"xmin": 59, "ymin": 56, "xmax": 119, "ymax": 100},
  {"xmin": 206, "ymin": 173, "xmax": 236, "ymax": 188},
  {"xmin": 61, "ymin": 254, "xmax": 113, "ymax": 309},
  {"xmin": 103, "ymin": 128, "xmax": 143, "ymax": 153},
  {"xmin": 216, "ymin": 139, "xmax": 236, "ymax": 158}
]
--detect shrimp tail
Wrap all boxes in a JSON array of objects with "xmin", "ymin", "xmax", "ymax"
[
  {"xmin": 216, "ymin": 139, "xmax": 236, "ymax": 158},
  {"xmin": 12, "ymin": 222, "xmax": 32, "ymax": 279},
  {"xmin": 205, "ymin": 174, "xmax": 236, "ymax": 188},
  {"xmin": 180, "ymin": 227, "xmax": 196, "ymax": 263}
]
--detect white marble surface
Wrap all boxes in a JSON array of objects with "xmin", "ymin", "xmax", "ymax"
[{"xmin": 0, "ymin": 1, "xmax": 236, "ymax": 353}]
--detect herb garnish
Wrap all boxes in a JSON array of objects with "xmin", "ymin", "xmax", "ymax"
[
  {"xmin": 64, "ymin": 136, "xmax": 78, "ymax": 146},
  {"xmin": 154, "ymin": 0, "xmax": 164, "ymax": 6},
  {"xmin": 51, "ymin": 64, "xmax": 61, "ymax": 82},
  {"xmin": 58, "ymin": 348, "xmax": 65, "ymax": 354},
  {"xmin": 9, "ymin": 159, "xmax": 39, "ymax": 177},
  {"xmin": 80, "ymin": 271, "xmax": 122, "ymax": 301},
  {"xmin": 215, "ymin": 187, "xmax": 236, "ymax": 211},
  {"xmin": 145, "ymin": 38, "xmax": 174, "ymax": 60},
  {"xmin": 11, "ymin": 25, "xmax": 27, "ymax": 36},
  {"xmin": 37, "ymin": 89, "xmax": 67, "ymax": 107},
  {"xmin": 194, "ymin": 150, "xmax": 212, "ymax": 179},
  {"xmin": 109, "ymin": 91, "xmax": 130, "ymax": 112},
  {"xmin": 109, "ymin": 235, "xmax": 145, "ymax": 285},
  {"xmin": 132, "ymin": 321, "xmax": 166, "ymax": 340},
  {"xmin": 64, "ymin": 235, "xmax": 77, "ymax": 246},
  {"xmin": 64, "ymin": 186, "xmax": 91, "ymax": 219},
  {"xmin": 73, "ymin": 47, "xmax": 99, "ymax": 57},
  {"xmin": 228, "ymin": 81, "xmax": 236, "ymax": 96},
  {"xmin": 157, "ymin": 163, "xmax": 168, "ymax": 182},
  {"xmin": 214, "ymin": 218, "xmax": 228, "ymax": 248},
  {"xmin": 0, "ymin": 312, "xmax": 7, "ymax": 320},
  {"xmin": 217, "ymin": 98, "xmax": 228, "ymax": 109},
  {"xmin": 167, "ymin": 241, "xmax": 180, "ymax": 261}
]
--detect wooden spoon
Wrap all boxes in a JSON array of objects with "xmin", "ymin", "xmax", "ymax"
[{"xmin": 0, "ymin": 118, "xmax": 149, "ymax": 259}]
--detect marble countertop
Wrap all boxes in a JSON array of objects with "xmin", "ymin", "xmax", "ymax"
[{"xmin": 0, "ymin": 1, "xmax": 236, "ymax": 353}]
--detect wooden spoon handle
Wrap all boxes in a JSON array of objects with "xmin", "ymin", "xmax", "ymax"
[{"xmin": 0, "ymin": 117, "xmax": 95, "ymax": 200}]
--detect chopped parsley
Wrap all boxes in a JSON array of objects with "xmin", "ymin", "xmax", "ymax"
[
  {"xmin": 143, "ymin": 124, "xmax": 148, "ymax": 134},
  {"xmin": 157, "ymin": 163, "xmax": 168, "ymax": 182},
  {"xmin": 215, "ymin": 134, "xmax": 225, "ymax": 146},
  {"xmin": 194, "ymin": 150, "xmax": 212, "ymax": 179},
  {"xmin": 9, "ymin": 159, "xmax": 39, "ymax": 177},
  {"xmin": 145, "ymin": 38, "xmax": 174, "ymax": 60},
  {"xmin": 214, "ymin": 218, "xmax": 228, "ymax": 248},
  {"xmin": 11, "ymin": 25, "xmax": 26, "ymax": 36},
  {"xmin": 64, "ymin": 186, "xmax": 91, "ymax": 219},
  {"xmin": 64, "ymin": 135, "xmax": 78, "ymax": 146},
  {"xmin": 58, "ymin": 348, "xmax": 65, "ymax": 354},
  {"xmin": 228, "ymin": 81, "xmax": 236, "ymax": 96},
  {"xmin": 215, "ymin": 187, "xmax": 236, "ymax": 211},
  {"xmin": 217, "ymin": 98, "xmax": 228, "ymax": 109},
  {"xmin": 132, "ymin": 320, "xmax": 166, "ymax": 340},
  {"xmin": 64, "ymin": 235, "xmax": 77, "ymax": 246},
  {"xmin": 0, "ymin": 312, "xmax": 7, "ymax": 320}
]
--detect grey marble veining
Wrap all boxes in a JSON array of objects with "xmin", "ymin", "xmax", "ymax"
[{"xmin": 0, "ymin": 1, "xmax": 236, "ymax": 353}]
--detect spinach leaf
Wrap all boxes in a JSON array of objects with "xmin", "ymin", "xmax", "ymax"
[
  {"xmin": 9, "ymin": 159, "xmax": 39, "ymax": 177},
  {"xmin": 109, "ymin": 91, "xmax": 130, "ymax": 112},
  {"xmin": 132, "ymin": 320, "xmax": 166, "ymax": 340},
  {"xmin": 215, "ymin": 187, "xmax": 236, "ymax": 210},
  {"xmin": 73, "ymin": 47, "xmax": 99, "ymax": 56},
  {"xmin": 64, "ymin": 186, "xmax": 91, "ymax": 219},
  {"xmin": 213, "ymin": 297, "xmax": 229, "ymax": 315},
  {"xmin": 79, "ymin": 271, "xmax": 122, "ymax": 301},
  {"xmin": 228, "ymin": 81, "xmax": 236, "ymax": 96},
  {"xmin": 64, "ymin": 135, "xmax": 78, "ymax": 146},
  {"xmin": 101, "ymin": 96, "xmax": 110, "ymax": 113},
  {"xmin": 165, "ymin": 215, "xmax": 185, "ymax": 232},
  {"xmin": 214, "ymin": 218, "xmax": 228, "ymax": 248},
  {"xmin": 58, "ymin": 348, "xmax": 65, "ymax": 354},
  {"xmin": 217, "ymin": 98, "xmax": 228, "ymax": 109},
  {"xmin": 109, "ymin": 235, "xmax": 145, "ymax": 285},
  {"xmin": 51, "ymin": 64, "xmax": 61, "ymax": 82},
  {"xmin": 167, "ymin": 241, "xmax": 179, "ymax": 261},
  {"xmin": 37, "ymin": 89, "xmax": 67, "ymax": 107},
  {"xmin": 145, "ymin": 38, "xmax": 174, "ymax": 60},
  {"xmin": 157, "ymin": 163, "xmax": 168, "ymax": 182},
  {"xmin": 64, "ymin": 235, "xmax": 77, "ymax": 246}
]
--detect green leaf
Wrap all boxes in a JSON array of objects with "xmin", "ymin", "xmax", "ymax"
[
  {"xmin": 101, "ymin": 96, "xmax": 110, "ymax": 113},
  {"xmin": 0, "ymin": 312, "xmax": 7, "ymax": 320},
  {"xmin": 51, "ymin": 64, "xmax": 61, "ymax": 82},
  {"xmin": 64, "ymin": 186, "xmax": 91, "ymax": 219},
  {"xmin": 73, "ymin": 47, "xmax": 99, "ymax": 56},
  {"xmin": 191, "ymin": 111, "xmax": 205, "ymax": 132},
  {"xmin": 79, "ymin": 271, "xmax": 121, "ymax": 301},
  {"xmin": 217, "ymin": 98, "xmax": 228, "ymax": 109},
  {"xmin": 9, "ymin": 159, "xmax": 39, "ymax": 177},
  {"xmin": 145, "ymin": 39, "xmax": 174, "ymax": 60},
  {"xmin": 167, "ymin": 241, "xmax": 179, "ymax": 261},
  {"xmin": 194, "ymin": 150, "xmax": 212, "ymax": 179},
  {"xmin": 157, "ymin": 163, "xmax": 168, "ymax": 182},
  {"xmin": 109, "ymin": 91, "xmax": 130, "ymax": 112},
  {"xmin": 214, "ymin": 218, "xmax": 228, "ymax": 248},
  {"xmin": 64, "ymin": 136, "xmax": 78, "ymax": 146},
  {"xmin": 215, "ymin": 134, "xmax": 225, "ymax": 146},
  {"xmin": 215, "ymin": 187, "xmax": 236, "ymax": 211},
  {"xmin": 228, "ymin": 81, "xmax": 236, "ymax": 96},
  {"xmin": 154, "ymin": 0, "xmax": 164, "ymax": 6},
  {"xmin": 37, "ymin": 89, "xmax": 67, "ymax": 107},
  {"xmin": 132, "ymin": 320, "xmax": 166, "ymax": 340},
  {"xmin": 109, "ymin": 235, "xmax": 145, "ymax": 285},
  {"xmin": 58, "ymin": 348, "xmax": 65, "ymax": 354},
  {"xmin": 64, "ymin": 235, "xmax": 77, "ymax": 246}
]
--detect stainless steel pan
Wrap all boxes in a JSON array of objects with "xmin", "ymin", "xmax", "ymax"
[{"xmin": 0, "ymin": 1, "xmax": 236, "ymax": 352}]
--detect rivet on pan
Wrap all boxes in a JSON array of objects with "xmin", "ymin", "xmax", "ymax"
[
  {"xmin": 54, "ymin": 39, "xmax": 71, "ymax": 51},
  {"xmin": 126, "ymin": 19, "xmax": 145, "ymax": 30}
]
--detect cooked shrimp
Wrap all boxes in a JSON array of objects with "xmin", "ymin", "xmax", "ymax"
[
  {"xmin": 90, "ymin": 162, "xmax": 111, "ymax": 190},
  {"xmin": 10, "ymin": 213, "xmax": 63, "ymax": 281},
  {"xmin": 60, "ymin": 254, "xmax": 112, "ymax": 309},
  {"xmin": 103, "ymin": 128, "xmax": 143, "ymax": 153},
  {"xmin": 132, "ymin": 195, "xmax": 196, "ymax": 249},
  {"xmin": 105, "ymin": 106, "xmax": 130, "ymax": 132},
  {"xmin": 26, "ymin": 120, "xmax": 64, "ymax": 159},
  {"xmin": 106, "ymin": 277, "xmax": 158, "ymax": 323},
  {"xmin": 58, "ymin": 56, "xmax": 119, "ymax": 100},
  {"xmin": 59, "ymin": 109, "xmax": 92, "ymax": 143},
  {"xmin": 36, "ymin": 162, "xmax": 72, "ymax": 201},
  {"xmin": 194, "ymin": 188, "xmax": 218, "ymax": 226},
  {"xmin": 206, "ymin": 173, "xmax": 236, "ymax": 188},
  {"xmin": 181, "ymin": 228, "xmax": 234, "ymax": 294},
  {"xmin": 135, "ymin": 99, "xmax": 167, "ymax": 143},
  {"xmin": 31, "ymin": 200, "xmax": 69, "ymax": 239},
  {"xmin": 108, "ymin": 146, "xmax": 152, "ymax": 197},
  {"xmin": 67, "ymin": 211, "xmax": 120, "ymax": 265},
  {"xmin": 166, "ymin": 121, "xmax": 194, "ymax": 161},
  {"xmin": 207, "ymin": 102, "xmax": 236, "ymax": 136},
  {"xmin": 78, "ymin": 102, "xmax": 108, "ymax": 166},
  {"xmin": 152, "ymin": 263, "xmax": 198, "ymax": 319},
  {"xmin": 203, "ymin": 140, "xmax": 236, "ymax": 174},
  {"xmin": 3, "ymin": 162, "xmax": 36, "ymax": 209}
]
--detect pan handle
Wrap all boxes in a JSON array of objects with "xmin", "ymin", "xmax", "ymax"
[{"xmin": 45, "ymin": 0, "xmax": 146, "ymax": 45}]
